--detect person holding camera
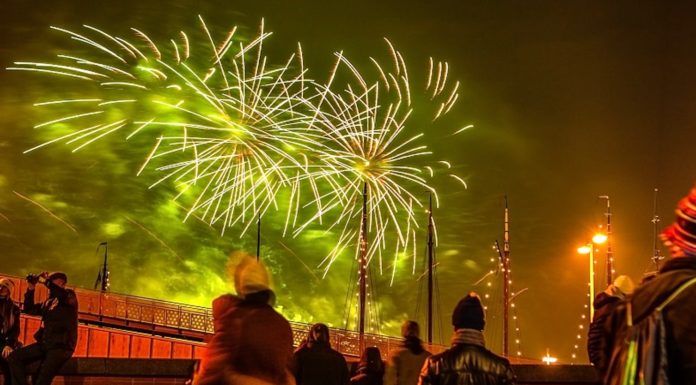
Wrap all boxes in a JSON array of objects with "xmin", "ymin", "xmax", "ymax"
[
  {"xmin": 0, "ymin": 278, "xmax": 20, "ymax": 385},
  {"xmin": 7, "ymin": 272, "xmax": 78, "ymax": 385}
]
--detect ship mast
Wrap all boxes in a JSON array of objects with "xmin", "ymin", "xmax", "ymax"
[
  {"xmin": 651, "ymin": 188, "xmax": 664, "ymax": 270},
  {"xmin": 427, "ymin": 193, "xmax": 435, "ymax": 344},
  {"xmin": 502, "ymin": 196, "xmax": 510, "ymax": 357}
]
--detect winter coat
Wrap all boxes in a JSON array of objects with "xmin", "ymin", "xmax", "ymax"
[
  {"xmin": 418, "ymin": 344, "xmax": 515, "ymax": 385},
  {"xmin": 605, "ymin": 256, "xmax": 696, "ymax": 385},
  {"xmin": 587, "ymin": 291, "xmax": 621, "ymax": 376},
  {"xmin": 23, "ymin": 282, "xmax": 78, "ymax": 351},
  {"xmin": 0, "ymin": 297, "xmax": 20, "ymax": 349},
  {"xmin": 384, "ymin": 338, "xmax": 431, "ymax": 385},
  {"xmin": 194, "ymin": 291, "xmax": 295, "ymax": 385},
  {"xmin": 293, "ymin": 341, "xmax": 349, "ymax": 385}
]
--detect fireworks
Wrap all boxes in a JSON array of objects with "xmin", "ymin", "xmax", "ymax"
[
  {"xmin": 9, "ymin": 18, "xmax": 318, "ymax": 234},
  {"xmin": 9, "ymin": 20, "xmax": 467, "ymax": 276},
  {"xmin": 291, "ymin": 39, "xmax": 463, "ymax": 281}
]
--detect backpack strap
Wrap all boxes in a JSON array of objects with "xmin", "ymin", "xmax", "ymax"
[{"xmin": 656, "ymin": 276, "xmax": 696, "ymax": 312}]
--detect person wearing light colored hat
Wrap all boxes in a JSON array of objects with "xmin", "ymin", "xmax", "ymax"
[
  {"xmin": 587, "ymin": 274, "xmax": 635, "ymax": 376},
  {"xmin": 603, "ymin": 183, "xmax": 696, "ymax": 385},
  {"xmin": 0, "ymin": 278, "xmax": 20, "ymax": 385},
  {"xmin": 194, "ymin": 253, "xmax": 294, "ymax": 385},
  {"xmin": 384, "ymin": 320, "xmax": 431, "ymax": 385}
]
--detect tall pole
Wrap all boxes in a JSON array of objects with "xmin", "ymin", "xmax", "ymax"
[
  {"xmin": 599, "ymin": 196, "xmax": 613, "ymax": 286},
  {"xmin": 358, "ymin": 182, "xmax": 368, "ymax": 351},
  {"xmin": 502, "ymin": 196, "xmax": 510, "ymax": 357},
  {"xmin": 256, "ymin": 214, "xmax": 261, "ymax": 261},
  {"xmin": 100, "ymin": 242, "xmax": 109, "ymax": 292},
  {"xmin": 427, "ymin": 193, "xmax": 434, "ymax": 345},
  {"xmin": 651, "ymin": 188, "xmax": 663, "ymax": 271},
  {"xmin": 589, "ymin": 244, "xmax": 595, "ymax": 319}
]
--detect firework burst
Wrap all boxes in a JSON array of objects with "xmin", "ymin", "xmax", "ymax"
[
  {"xmin": 10, "ymin": 21, "xmax": 468, "ymax": 277},
  {"xmin": 8, "ymin": 18, "xmax": 322, "ymax": 234},
  {"xmin": 293, "ymin": 39, "xmax": 465, "ymax": 282}
]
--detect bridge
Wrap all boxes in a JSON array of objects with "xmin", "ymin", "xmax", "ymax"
[{"xmin": 1, "ymin": 274, "xmax": 448, "ymax": 360}]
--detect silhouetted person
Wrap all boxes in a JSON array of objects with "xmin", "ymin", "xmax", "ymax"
[
  {"xmin": 293, "ymin": 323, "xmax": 349, "ymax": 385},
  {"xmin": 0, "ymin": 279, "xmax": 20, "ymax": 385},
  {"xmin": 604, "ymin": 184, "xmax": 696, "ymax": 385},
  {"xmin": 419, "ymin": 292, "xmax": 515, "ymax": 385},
  {"xmin": 384, "ymin": 320, "xmax": 430, "ymax": 385},
  {"xmin": 351, "ymin": 347, "xmax": 384, "ymax": 385},
  {"xmin": 8, "ymin": 272, "xmax": 77, "ymax": 385},
  {"xmin": 193, "ymin": 254, "xmax": 294, "ymax": 385},
  {"xmin": 587, "ymin": 275, "xmax": 634, "ymax": 377}
]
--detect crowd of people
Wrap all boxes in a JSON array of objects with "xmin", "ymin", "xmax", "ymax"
[
  {"xmin": 0, "ymin": 183, "xmax": 695, "ymax": 385},
  {"xmin": 191, "ymin": 182, "xmax": 696, "ymax": 385}
]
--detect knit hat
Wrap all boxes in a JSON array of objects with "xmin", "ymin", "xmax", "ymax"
[
  {"xmin": 660, "ymin": 184, "xmax": 696, "ymax": 256},
  {"xmin": 48, "ymin": 272, "xmax": 68, "ymax": 283},
  {"xmin": 613, "ymin": 275, "xmax": 635, "ymax": 296},
  {"xmin": 232, "ymin": 256, "xmax": 272, "ymax": 297},
  {"xmin": 452, "ymin": 292, "xmax": 485, "ymax": 331},
  {"xmin": 401, "ymin": 320, "xmax": 420, "ymax": 339},
  {"xmin": 0, "ymin": 278, "xmax": 14, "ymax": 294}
]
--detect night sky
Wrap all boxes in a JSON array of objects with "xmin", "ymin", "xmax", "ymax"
[{"xmin": 1, "ymin": 0, "xmax": 695, "ymax": 362}]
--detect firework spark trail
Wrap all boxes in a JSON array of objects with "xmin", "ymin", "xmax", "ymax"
[
  {"xmin": 10, "ymin": 19, "xmax": 469, "ymax": 277},
  {"xmin": 124, "ymin": 216, "xmax": 183, "ymax": 261},
  {"xmin": 0, "ymin": 212, "xmax": 10, "ymax": 223},
  {"xmin": 292, "ymin": 40, "xmax": 466, "ymax": 279},
  {"xmin": 10, "ymin": 19, "xmax": 329, "ymax": 236},
  {"xmin": 13, "ymin": 191, "xmax": 78, "ymax": 233}
]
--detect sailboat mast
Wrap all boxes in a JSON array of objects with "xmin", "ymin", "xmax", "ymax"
[
  {"xmin": 651, "ymin": 188, "xmax": 663, "ymax": 270},
  {"xmin": 256, "ymin": 214, "xmax": 261, "ymax": 261},
  {"xmin": 358, "ymin": 182, "xmax": 368, "ymax": 351},
  {"xmin": 502, "ymin": 196, "xmax": 510, "ymax": 357},
  {"xmin": 427, "ymin": 193, "xmax": 434, "ymax": 344},
  {"xmin": 599, "ymin": 196, "xmax": 613, "ymax": 286}
]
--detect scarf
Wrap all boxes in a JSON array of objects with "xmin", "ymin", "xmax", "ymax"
[
  {"xmin": 451, "ymin": 328, "xmax": 486, "ymax": 348},
  {"xmin": 404, "ymin": 336, "xmax": 425, "ymax": 354}
]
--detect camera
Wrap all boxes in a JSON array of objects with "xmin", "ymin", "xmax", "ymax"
[{"xmin": 26, "ymin": 274, "xmax": 41, "ymax": 285}]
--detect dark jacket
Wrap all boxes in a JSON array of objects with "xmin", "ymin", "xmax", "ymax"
[
  {"xmin": 194, "ymin": 291, "xmax": 294, "ymax": 385},
  {"xmin": 587, "ymin": 292, "xmax": 621, "ymax": 376},
  {"xmin": 605, "ymin": 256, "xmax": 696, "ymax": 385},
  {"xmin": 0, "ymin": 297, "xmax": 20, "ymax": 349},
  {"xmin": 419, "ymin": 344, "xmax": 515, "ymax": 385},
  {"xmin": 23, "ymin": 282, "xmax": 78, "ymax": 351},
  {"xmin": 293, "ymin": 341, "xmax": 349, "ymax": 385}
]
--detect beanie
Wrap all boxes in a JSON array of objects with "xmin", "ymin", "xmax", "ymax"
[
  {"xmin": 48, "ymin": 272, "xmax": 68, "ymax": 283},
  {"xmin": 233, "ymin": 257, "xmax": 272, "ymax": 297},
  {"xmin": 613, "ymin": 275, "xmax": 635, "ymax": 296},
  {"xmin": 452, "ymin": 292, "xmax": 485, "ymax": 331},
  {"xmin": 660, "ymin": 184, "xmax": 696, "ymax": 255}
]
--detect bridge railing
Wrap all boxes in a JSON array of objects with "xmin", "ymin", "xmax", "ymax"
[{"xmin": 1, "ymin": 274, "xmax": 446, "ymax": 358}]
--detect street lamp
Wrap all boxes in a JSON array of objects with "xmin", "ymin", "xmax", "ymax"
[{"xmin": 577, "ymin": 233, "xmax": 607, "ymax": 319}]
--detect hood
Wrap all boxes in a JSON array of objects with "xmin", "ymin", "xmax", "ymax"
[{"xmin": 630, "ymin": 256, "xmax": 696, "ymax": 322}]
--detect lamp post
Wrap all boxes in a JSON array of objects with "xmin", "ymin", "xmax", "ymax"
[{"xmin": 577, "ymin": 233, "xmax": 607, "ymax": 319}]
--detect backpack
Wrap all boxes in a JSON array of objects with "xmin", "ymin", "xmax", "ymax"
[{"xmin": 604, "ymin": 277, "xmax": 696, "ymax": 385}]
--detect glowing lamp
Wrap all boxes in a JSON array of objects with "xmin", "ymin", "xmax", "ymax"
[{"xmin": 592, "ymin": 233, "xmax": 608, "ymax": 244}]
